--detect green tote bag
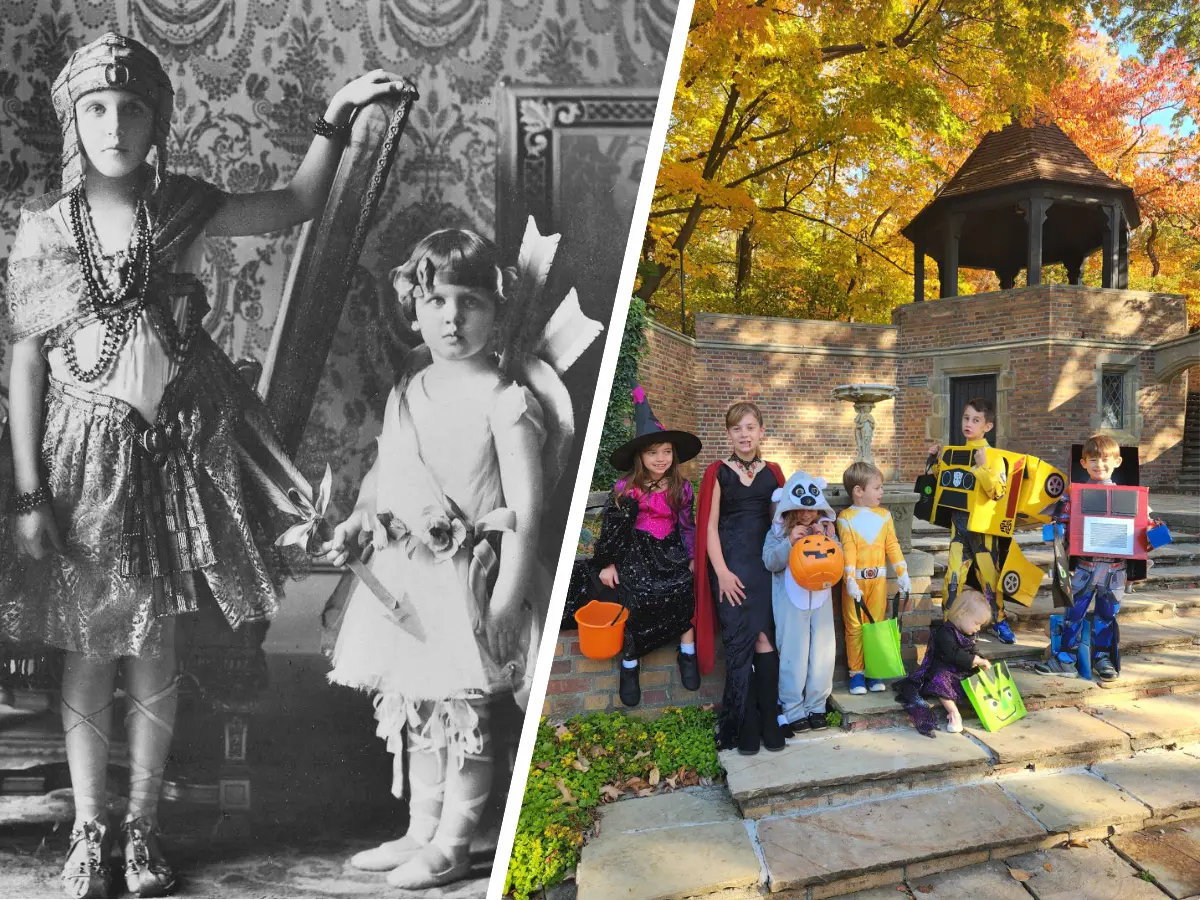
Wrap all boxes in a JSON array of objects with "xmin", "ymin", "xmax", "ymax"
[
  {"xmin": 856, "ymin": 592, "xmax": 907, "ymax": 680},
  {"xmin": 962, "ymin": 661, "xmax": 1027, "ymax": 732}
]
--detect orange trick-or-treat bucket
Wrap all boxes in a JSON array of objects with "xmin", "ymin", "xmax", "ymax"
[{"xmin": 573, "ymin": 600, "xmax": 630, "ymax": 660}]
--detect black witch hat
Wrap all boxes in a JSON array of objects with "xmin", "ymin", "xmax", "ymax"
[{"xmin": 609, "ymin": 385, "xmax": 702, "ymax": 471}]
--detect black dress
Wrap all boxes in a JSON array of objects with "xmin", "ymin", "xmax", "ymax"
[
  {"xmin": 562, "ymin": 485, "xmax": 695, "ymax": 659},
  {"xmin": 711, "ymin": 464, "xmax": 777, "ymax": 749}
]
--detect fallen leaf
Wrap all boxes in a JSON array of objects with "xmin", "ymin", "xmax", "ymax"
[
  {"xmin": 536, "ymin": 761, "xmax": 550, "ymax": 769},
  {"xmin": 600, "ymin": 785, "xmax": 621, "ymax": 801},
  {"xmin": 555, "ymin": 779, "xmax": 576, "ymax": 804},
  {"xmin": 633, "ymin": 749, "xmax": 651, "ymax": 760},
  {"xmin": 916, "ymin": 885, "xmax": 934, "ymax": 894},
  {"xmin": 1043, "ymin": 863, "xmax": 1054, "ymax": 872},
  {"xmin": 571, "ymin": 749, "xmax": 590, "ymax": 772},
  {"xmin": 636, "ymin": 788, "xmax": 653, "ymax": 797},
  {"xmin": 666, "ymin": 775, "xmax": 678, "ymax": 789},
  {"xmin": 1009, "ymin": 869, "xmax": 1031, "ymax": 882},
  {"xmin": 555, "ymin": 725, "xmax": 570, "ymax": 739},
  {"xmin": 649, "ymin": 766, "xmax": 661, "ymax": 786}
]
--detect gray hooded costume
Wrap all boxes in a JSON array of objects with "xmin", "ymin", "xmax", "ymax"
[{"xmin": 762, "ymin": 471, "xmax": 839, "ymax": 723}]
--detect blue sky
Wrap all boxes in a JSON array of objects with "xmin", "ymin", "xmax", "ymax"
[{"xmin": 1117, "ymin": 38, "xmax": 1196, "ymax": 135}]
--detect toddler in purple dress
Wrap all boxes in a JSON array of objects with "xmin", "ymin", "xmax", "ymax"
[{"xmin": 896, "ymin": 589, "xmax": 992, "ymax": 736}]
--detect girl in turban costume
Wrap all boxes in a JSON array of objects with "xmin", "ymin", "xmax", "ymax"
[{"xmin": 0, "ymin": 33, "xmax": 410, "ymax": 899}]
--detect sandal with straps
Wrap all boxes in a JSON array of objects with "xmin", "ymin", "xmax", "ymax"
[
  {"xmin": 121, "ymin": 816, "xmax": 176, "ymax": 898},
  {"xmin": 62, "ymin": 819, "xmax": 113, "ymax": 899}
]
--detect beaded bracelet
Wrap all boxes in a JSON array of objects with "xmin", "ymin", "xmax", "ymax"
[
  {"xmin": 7, "ymin": 485, "xmax": 51, "ymax": 516},
  {"xmin": 312, "ymin": 115, "xmax": 351, "ymax": 143}
]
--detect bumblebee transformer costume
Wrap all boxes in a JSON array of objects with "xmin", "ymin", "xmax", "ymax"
[{"xmin": 926, "ymin": 441, "xmax": 1067, "ymax": 633}]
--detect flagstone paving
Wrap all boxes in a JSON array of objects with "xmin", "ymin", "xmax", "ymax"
[
  {"xmin": 575, "ymin": 788, "xmax": 762, "ymax": 900},
  {"xmin": 1111, "ymin": 820, "xmax": 1200, "ymax": 899},
  {"xmin": 756, "ymin": 784, "xmax": 1045, "ymax": 893},
  {"xmin": 964, "ymin": 706, "xmax": 1129, "ymax": 766},
  {"xmin": 1091, "ymin": 694, "xmax": 1200, "ymax": 749},
  {"xmin": 999, "ymin": 771, "xmax": 1150, "ymax": 835},
  {"xmin": 1093, "ymin": 752, "xmax": 1200, "ymax": 819},
  {"xmin": 722, "ymin": 727, "xmax": 989, "ymax": 811}
]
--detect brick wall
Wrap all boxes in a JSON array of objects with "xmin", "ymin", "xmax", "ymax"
[
  {"xmin": 893, "ymin": 285, "xmax": 1189, "ymax": 487},
  {"xmin": 692, "ymin": 313, "xmax": 900, "ymax": 483},
  {"xmin": 640, "ymin": 322, "xmax": 700, "ymax": 479},
  {"xmin": 543, "ymin": 633, "xmax": 727, "ymax": 720}
]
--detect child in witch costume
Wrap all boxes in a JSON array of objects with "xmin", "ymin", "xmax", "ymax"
[
  {"xmin": 0, "ymin": 32, "xmax": 408, "ymax": 899},
  {"xmin": 763, "ymin": 472, "xmax": 838, "ymax": 735},
  {"xmin": 895, "ymin": 589, "xmax": 992, "ymax": 736},
  {"xmin": 694, "ymin": 402, "xmax": 786, "ymax": 754},
  {"xmin": 318, "ymin": 222, "xmax": 600, "ymax": 888},
  {"xmin": 562, "ymin": 386, "xmax": 702, "ymax": 706}
]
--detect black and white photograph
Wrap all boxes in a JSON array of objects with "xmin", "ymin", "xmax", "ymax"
[{"xmin": 0, "ymin": 1, "xmax": 681, "ymax": 897}]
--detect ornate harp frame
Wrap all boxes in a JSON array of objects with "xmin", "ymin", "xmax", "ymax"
[{"xmin": 259, "ymin": 89, "xmax": 418, "ymax": 454}]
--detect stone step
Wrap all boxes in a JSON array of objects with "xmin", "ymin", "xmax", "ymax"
[
  {"xmin": 722, "ymin": 727, "xmax": 991, "ymax": 819},
  {"xmin": 727, "ymin": 703, "xmax": 1163, "ymax": 820},
  {"xmin": 832, "ymin": 644, "xmax": 1200, "ymax": 732},
  {"xmin": 1002, "ymin": 586, "xmax": 1200, "ymax": 628},
  {"xmin": 1090, "ymin": 693, "xmax": 1200, "ymax": 750},
  {"xmin": 972, "ymin": 614, "xmax": 1200, "ymax": 664},
  {"xmin": 576, "ymin": 788, "xmax": 763, "ymax": 900},
  {"xmin": 756, "ymin": 783, "xmax": 1049, "ymax": 897},
  {"xmin": 755, "ymin": 756, "xmax": 1200, "ymax": 897},
  {"xmin": 578, "ymin": 740, "xmax": 1200, "ymax": 900},
  {"xmin": 929, "ymin": 566, "xmax": 1200, "ymax": 612}
]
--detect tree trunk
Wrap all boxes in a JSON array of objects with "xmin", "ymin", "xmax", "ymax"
[{"xmin": 734, "ymin": 222, "xmax": 754, "ymax": 299}]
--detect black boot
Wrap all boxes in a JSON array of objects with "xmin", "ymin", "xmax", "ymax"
[
  {"xmin": 755, "ymin": 651, "xmax": 786, "ymax": 752},
  {"xmin": 677, "ymin": 649, "xmax": 701, "ymax": 691},
  {"xmin": 737, "ymin": 670, "xmax": 761, "ymax": 755},
  {"xmin": 619, "ymin": 661, "xmax": 641, "ymax": 707}
]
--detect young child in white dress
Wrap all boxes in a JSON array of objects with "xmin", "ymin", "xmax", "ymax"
[{"xmin": 319, "ymin": 229, "xmax": 550, "ymax": 889}]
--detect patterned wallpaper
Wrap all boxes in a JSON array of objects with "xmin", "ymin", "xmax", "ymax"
[{"xmin": 0, "ymin": 0, "xmax": 676, "ymax": 514}]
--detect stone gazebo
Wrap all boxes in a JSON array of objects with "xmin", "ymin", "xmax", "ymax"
[{"xmin": 902, "ymin": 117, "xmax": 1141, "ymax": 299}]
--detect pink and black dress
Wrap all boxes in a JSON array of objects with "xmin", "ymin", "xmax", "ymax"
[{"xmin": 562, "ymin": 480, "xmax": 696, "ymax": 658}]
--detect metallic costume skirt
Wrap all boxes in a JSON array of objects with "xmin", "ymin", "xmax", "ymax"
[{"xmin": 0, "ymin": 337, "xmax": 296, "ymax": 661}]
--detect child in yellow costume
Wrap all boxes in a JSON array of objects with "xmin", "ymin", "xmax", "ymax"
[
  {"xmin": 926, "ymin": 397, "xmax": 1015, "ymax": 643},
  {"xmin": 836, "ymin": 462, "xmax": 912, "ymax": 695}
]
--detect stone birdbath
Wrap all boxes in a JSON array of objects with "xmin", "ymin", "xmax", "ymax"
[{"xmin": 832, "ymin": 383, "xmax": 898, "ymax": 465}]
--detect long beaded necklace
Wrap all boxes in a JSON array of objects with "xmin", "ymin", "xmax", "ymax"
[
  {"xmin": 65, "ymin": 188, "xmax": 151, "ymax": 381},
  {"xmin": 65, "ymin": 189, "xmax": 202, "ymax": 381}
]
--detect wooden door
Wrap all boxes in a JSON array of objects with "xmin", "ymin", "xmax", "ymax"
[{"xmin": 949, "ymin": 374, "xmax": 998, "ymax": 446}]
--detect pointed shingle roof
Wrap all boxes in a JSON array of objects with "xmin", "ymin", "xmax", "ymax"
[
  {"xmin": 904, "ymin": 117, "xmax": 1140, "ymax": 234},
  {"xmin": 936, "ymin": 119, "xmax": 1130, "ymax": 199}
]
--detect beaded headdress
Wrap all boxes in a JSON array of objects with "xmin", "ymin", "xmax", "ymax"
[{"xmin": 51, "ymin": 32, "xmax": 174, "ymax": 194}]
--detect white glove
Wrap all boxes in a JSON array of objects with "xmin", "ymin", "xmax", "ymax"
[
  {"xmin": 844, "ymin": 575, "xmax": 863, "ymax": 601},
  {"xmin": 896, "ymin": 571, "xmax": 912, "ymax": 594}
]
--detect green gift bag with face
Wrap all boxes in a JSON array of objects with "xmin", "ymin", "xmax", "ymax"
[{"xmin": 962, "ymin": 661, "xmax": 1027, "ymax": 731}]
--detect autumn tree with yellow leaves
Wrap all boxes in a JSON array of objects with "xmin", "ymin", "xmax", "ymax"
[{"xmin": 642, "ymin": 0, "xmax": 1200, "ymax": 331}]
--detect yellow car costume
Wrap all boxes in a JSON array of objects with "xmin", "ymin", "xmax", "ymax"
[
  {"xmin": 934, "ymin": 440, "xmax": 1066, "ymax": 622},
  {"xmin": 836, "ymin": 506, "xmax": 909, "ymax": 675}
]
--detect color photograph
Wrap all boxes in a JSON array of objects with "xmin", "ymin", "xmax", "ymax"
[
  {"xmin": 0, "ymin": 1, "xmax": 682, "ymax": 898},
  {"xmin": 504, "ymin": 1, "xmax": 1200, "ymax": 898}
]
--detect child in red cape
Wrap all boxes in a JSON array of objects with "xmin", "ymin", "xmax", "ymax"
[{"xmin": 693, "ymin": 402, "xmax": 785, "ymax": 754}]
